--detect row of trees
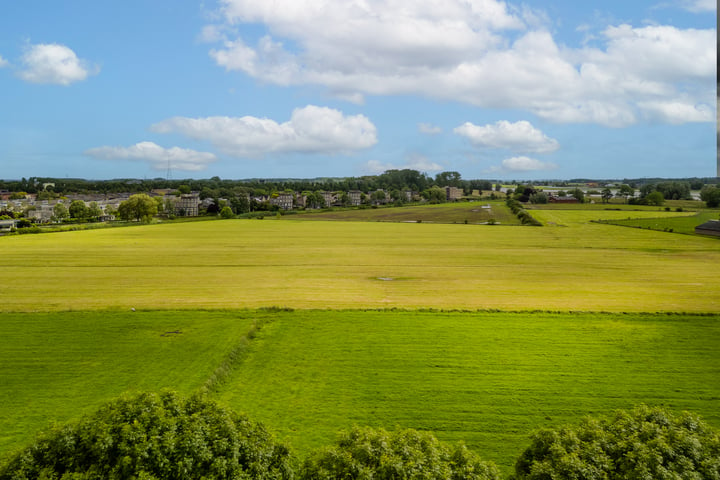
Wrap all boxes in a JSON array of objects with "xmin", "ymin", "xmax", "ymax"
[
  {"xmin": 6, "ymin": 175, "xmax": 718, "ymax": 198},
  {"xmin": 0, "ymin": 171, "xmax": 491, "ymax": 198},
  {"xmin": 2, "ymin": 392, "xmax": 717, "ymax": 479}
]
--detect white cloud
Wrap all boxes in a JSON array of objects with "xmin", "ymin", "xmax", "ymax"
[
  {"xmin": 85, "ymin": 142, "xmax": 217, "ymax": 172},
  {"xmin": 488, "ymin": 156, "xmax": 558, "ymax": 173},
  {"xmin": 678, "ymin": 0, "xmax": 716, "ymax": 12},
  {"xmin": 151, "ymin": 105, "xmax": 377, "ymax": 157},
  {"xmin": 363, "ymin": 154, "xmax": 443, "ymax": 175},
  {"xmin": 207, "ymin": 0, "xmax": 716, "ymax": 126},
  {"xmin": 418, "ymin": 123, "xmax": 442, "ymax": 135},
  {"xmin": 0, "ymin": 55, "xmax": 8, "ymax": 68},
  {"xmin": 18, "ymin": 43, "xmax": 97, "ymax": 85},
  {"xmin": 454, "ymin": 120, "xmax": 559, "ymax": 153}
]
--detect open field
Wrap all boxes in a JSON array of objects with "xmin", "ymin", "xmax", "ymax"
[
  {"xmin": 1, "ymin": 213, "xmax": 719, "ymax": 312},
  {"xmin": 592, "ymin": 210, "xmax": 720, "ymax": 235},
  {"xmin": 285, "ymin": 200, "xmax": 519, "ymax": 224},
  {"xmin": 0, "ymin": 310, "xmax": 256, "ymax": 459},
  {"xmin": 3, "ymin": 308, "xmax": 715, "ymax": 473},
  {"xmin": 1, "ymin": 209, "xmax": 719, "ymax": 474},
  {"xmin": 216, "ymin": 310, "xmax": 720, "ymax": 472}
]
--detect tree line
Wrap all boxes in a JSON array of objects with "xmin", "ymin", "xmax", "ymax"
[
  {"xmin": 0, "ymin": 171, "xmax": 492, "ymax": 197},
  {"xmin": 1, "ymin": 391, "xmax": 717, "ymax": 479}
]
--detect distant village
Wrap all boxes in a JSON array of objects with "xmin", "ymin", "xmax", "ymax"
[
  {"xmin": 0, "ymin": 185, "xmax": 470, "ymax": 225},
  {"xmin": 1, "ymin": 172, "xmax": 716, "ymax": 233}
]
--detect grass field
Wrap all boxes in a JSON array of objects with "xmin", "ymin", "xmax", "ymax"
[
  {"xmin": 0, "ymin": 310, "xmax": 256, "ymax": 459},
  {"xmin": 215, "ymin": 310, "xmax": 720, "ymax": 473},
  {"xmin": 2, "ymin": 214, "xmax": 718, "ymax": 312},
  {"xmin": 285, "ymin": 200, "xmax": 519, "ymax": 224},
  {"xmin": 2, "ymin": 308, "xmax": 715, "ymax": 473},
  {"xmin": 2, "ymin": 207, "xmax": 719, "ymax": 474},
  {"xmin": 592, "ymin": 210, "xmax": 720, "ymax": 235}
]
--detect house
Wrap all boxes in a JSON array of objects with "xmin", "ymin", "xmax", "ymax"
[
  {"xmin": 445, "ymin": 186, "xmax": 463, "ymax": 201},
  {"xmin": 548, "ymin": 195, "xmax": 579, "ymax": 203},
  {"xmin": 320, "ymin": 191, "xmax": 337, "ymax": 207},
  {"xmin": 695, "ymin": 220, "xmax": 720, "ymax": 237},
  {"xmin": 0, "ymin": 219, "xmax": 16, "ymax": 232},
  {"xmin": 175, "ymin": 193, "xmax": 200, "ymax": 216},
  {"xmin": 348, "ymin": 190, "xmax": 363, "ymax": 206},
  {"xmin": 270, "ymin": 192, "xmax": 294, "ymax": 210}
]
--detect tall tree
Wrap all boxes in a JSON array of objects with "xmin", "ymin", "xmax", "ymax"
[{"xmin": 118, "ymin": 194, "xmax": 158, "ymax": 222}]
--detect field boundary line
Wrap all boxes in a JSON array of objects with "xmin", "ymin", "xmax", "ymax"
[{"xmin": 198, "ymin": 309, "xmax": 285, "ymax": 394}]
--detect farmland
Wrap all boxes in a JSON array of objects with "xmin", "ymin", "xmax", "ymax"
[
  {"xmin": 1, "ymin": 309, "xmax": 718, "ymax": 474},
  {"xmin": 1, "ymin": 210, "xmax": 718, "ymax": 312},
  {"xmin": 1, "ymin": 204, "xmax": 719, "ymax": 474}
]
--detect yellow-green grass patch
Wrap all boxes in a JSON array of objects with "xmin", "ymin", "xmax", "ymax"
[{"xmin": 2, "ymin": 218, "xmax": 718, "ymax": 312}]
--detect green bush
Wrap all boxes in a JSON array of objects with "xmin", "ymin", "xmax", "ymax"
[
  {"xmin": 301, "ymin": 426, "xmax": 500, "ymax": 480},
  {"xmin": 0, "ymin": 391, "xmax": 295, "ymax": 480},
  {"xmin": 513, "ymin": 404, "xmax": 720, "ymax": 480}
]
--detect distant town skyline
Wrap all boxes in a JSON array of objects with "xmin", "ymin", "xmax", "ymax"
[{"xmin": 0, "ymin": 0, "xmax": 716, "ymax": 181}]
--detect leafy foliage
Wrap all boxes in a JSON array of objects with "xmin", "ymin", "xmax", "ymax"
[
  {"xmin": 0, "ymin": 391, "xmax": 294, "ymax": 480},
  {"xmin": 700, "ymin": 185, "xmax": 720, "ymax": 208},
  {"xmin": 513, "ymin": 404, "xmax": 720, "ymax": 480},
  {"xmin": 117, "ymin": 194, "xmax": 158, "ymax": 222},
  {"xmin": 302, "ymin": 426, "xmax": 500, "ymax": 480}
]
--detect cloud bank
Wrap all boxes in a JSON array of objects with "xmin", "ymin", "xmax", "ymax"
[
  {"xmin": 85, "ymin": 142, "xmax": 217, "ymax": 172},
  {"xmin": 207, "ymin": 0, "xmax": 716, "ymax": 127},
  {"xmin": 18, "ymin": 43, "xmax": 98, "ymax": 85},
  {"xmin": 151, "ymin": 105, "xmax": 377, "ymax": 157}
]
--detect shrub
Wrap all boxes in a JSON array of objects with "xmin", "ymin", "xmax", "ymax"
[
  {"xmin": 0, "ymin": 391, "xmax": 295, "ymax": 480},
  {"xmin": 513, "ymin": 404, "xmax": 720, "ymax": 480},
  {"xmin": 302, "ymin": 426, "xmax": 500, "ymax": 480}
]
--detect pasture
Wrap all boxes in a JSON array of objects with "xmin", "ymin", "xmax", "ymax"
[
  {"xmin": 2, "ymin": 213, "xmax": 719, "ymax": 312},
  {"xmin": 0, "ymin": 309, "xmax": 717, "ymax": 474},
  {"xmin": 0, "ymin": 310, "xmax": 256, "ymax": 458},
  {"xmin": 286, "ymin": 200, "xmax": 518, "ymax": 224},
  {"xmin": 216, "ymin": 310, "xmax": 720, "ymax": 472},
  {"xmin": 2, "ymin": 206, "xmax": 719, "ymax": 474},
  {"xmin": 592, "ymin": 210, "xmax": 720, "ymax": 235}
]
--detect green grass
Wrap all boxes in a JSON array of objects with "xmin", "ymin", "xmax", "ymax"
[
  {"xmin": 2, "ymin": 210, "xmax": 720, "ymax": 474},
  {"xmin": 285, "ymin": 200, "xmax": 519, "ymax": 224},
  {"xmin": 0, "ymin": 310, "xmax": 257, "ymax": 460},
  {"xmin": 215, "ymin": 310, "xmax": 720, "ymax": 474},
  {"xmin": 2, "ymin": 217, "xmax": 719, "ymax": 312},
  {"xmin": 2, "ymin": 309, "xmax": 718, "ymax": 475},
  {"xmin": 593, "ymin": 210, "xmax": 720, "ymax": 235}
]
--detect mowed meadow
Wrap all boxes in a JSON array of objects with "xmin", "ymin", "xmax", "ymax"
[
  {"xmin": 1, "ymin": 206, "xmax": 719, "ymax": 473},
  {"xmin": 2, "ymin": 209, "xmax": 719, "ymax": 312}
]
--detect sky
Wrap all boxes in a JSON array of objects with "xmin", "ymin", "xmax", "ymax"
[{"xmin": 0, "ymin": 0, "xmax": 716, "ymax": 181}]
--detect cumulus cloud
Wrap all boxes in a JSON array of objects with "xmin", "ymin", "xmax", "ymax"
[
  {"xmin": 151, "ymin": 105, "xmax": 377, "ymax": 157},
  {"xmin": 85, "ymin": 142, "xmax": 217, "ymax": 172},
  {"xmin": 418, "ymin": 123, "xmax": 442, "ymax": 135},
  {"xmin": 454, "ymin": 120, "xmax": 559, "ymax": 153},
  {"xmin": 489, "ymin": 156, "xmax": 559, "ymax": 173},
  {"xmin": 18, "ymin": 43, "xmax": 97, "ymax": 85},
  {"xmin": 363, "ymin": 154, "xmax": 444, "ymax": 175},
  {"xmin": 207, "ymin": 0, "xmax": 716, "ymax": 126},
  {"xmin": 0, "ymin": 55, "xmax": 8, "ymax": 68}
]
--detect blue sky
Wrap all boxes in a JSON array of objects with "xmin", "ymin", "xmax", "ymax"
[{"xmin": 0, "ymin": 0, "xmax": 716, "ymax": 181}]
